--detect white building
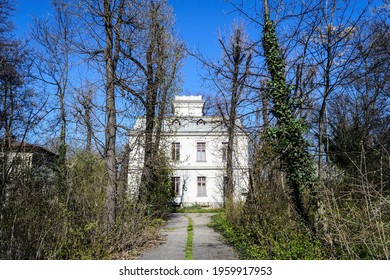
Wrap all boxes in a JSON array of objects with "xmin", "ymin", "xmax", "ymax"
[{"xmin": 128, "ymin": 95, "xmax": 249, "ymax": 208}]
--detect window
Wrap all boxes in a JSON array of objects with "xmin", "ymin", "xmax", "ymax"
[
  {"xmin": 197, "ymin": 119, "xmax": 206, "ymax": 125},
  {"xmin": 222, "ymin": 142, "xmax": 228, "ymax": 162},
  {"xmin": 171, "ymin": 177, "xmax": 180, "ymax": 196},
  {"xmin": 172, "ymin": 142, "xmax": 180, "ymax": 161},
  {"xmin": 197, "ymin": 142, "xmax": 206, "ymax": 161},
  {"xmin": 172, "ymin": 119, "xmax": 181, "ymax": 126},
  {"xmin": 197, "ymin": 176, "xmax": 207, "ymax": 197}
]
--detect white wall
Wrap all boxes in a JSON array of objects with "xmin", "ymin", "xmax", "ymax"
[
  {"xmin": 165, "ymin": 130, "xmax": 248, "ymax": 206},
  {"xmin": 127, "ymin": 96, "xmax": 249, "ymax": 208}
]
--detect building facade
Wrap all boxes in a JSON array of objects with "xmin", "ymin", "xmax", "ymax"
[{"xmin": 128, "ymin": 95, "xmax": 249, "ymax": 208}]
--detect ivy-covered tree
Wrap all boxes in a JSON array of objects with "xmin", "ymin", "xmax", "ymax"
[{"xmin": 261, "ymin": 0, "xmax": 316, "ymax": 232}]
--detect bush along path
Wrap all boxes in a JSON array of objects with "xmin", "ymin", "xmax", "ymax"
[{"xmin": 139, "ymin": 213, "xmax": 237, "ymax": 260}]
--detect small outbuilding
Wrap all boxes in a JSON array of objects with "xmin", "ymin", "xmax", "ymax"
[{"xmin": 1, "ymin": 136, "xmax": 58, "ymax": 175}]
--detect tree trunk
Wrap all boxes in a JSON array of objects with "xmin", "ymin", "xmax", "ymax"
[
  {"xmin": 85, "ymin": 89, "xmax": 92, "ymax": 153},
  {"xmin": 262, "ymin": 9, "xmax": 316, "ymax": 233},
  {"xmin": 261, "ymin": 80, "xmax": 269, "ymax": 129},
  {"xmin": 226, "ymin": 52, "xmax": 239, "ymax": 206},
  {"xmin": 139, "ymin": 92, "xmax": 156, "ymax": 202},
  {"xmin": 139, "ymin": 4, "xmax": 163, "ymax": 203},
  {"xmin": 264, "ymin": 0, "xmax": 269, "ymax": 21},
  {"xmin": 318, "ymin": 39, "xmax": 331, "ymax": 179},
  {"xmin": 103, "ymin": 0, "xmax": 118, "ymax": 231}
]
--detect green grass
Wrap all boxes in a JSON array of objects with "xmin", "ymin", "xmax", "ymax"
[
  {"xmin": 185, "ymin": 215, "xmax": 194, "ymax": 260},
  {"xmin": 211, "ymin": 212, "xmax": 327, "ymax": 260},
  {"xmin": 176, "ymin": 204, "xmax": 223, "ymax": 213}
]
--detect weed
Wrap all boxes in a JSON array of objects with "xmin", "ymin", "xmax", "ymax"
[{"xmin": 185, "ymin": 215, "xmax": 194, "ymax": 260}]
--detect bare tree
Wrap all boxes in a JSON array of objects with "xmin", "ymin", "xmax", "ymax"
[
  {"xmin": 101, "ymin": 0, "xmax": 124, "ymax": 230},
  {"xmin": 302, "ymin": 0, "xmax": 370, "ymax": 176},
  {"xmin": 328, "ymin": 17, "xmax": 390, "ymax": 181},
  {"xmin": 117, "ymin": 0, "xmax": 184, "ymax": 206},
  {"xmin": 74, "ymin": 82, "xmax": 96, "ymax": 153},
  {"xmin": 0, "ymin": 0, "xmax": 43, "ymax": 190},
  {"xmin": 72, "ymin": 0, "xmax": 126, "ymax": 231},
  {"xmin": 31, "ymin": 0, "xmax": 76, "ymax": 189},
  {"xmin": 198, "ymin": 21, "xmax": 253, "ymax": 206},
  {"xmin": 73, "ymin": 0, "xmax": 183, "ymax": 226}
]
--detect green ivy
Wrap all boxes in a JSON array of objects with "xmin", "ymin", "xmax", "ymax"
[{"xmin": 262, "ymin": 19, "xmax": 317, "ymax": 230}]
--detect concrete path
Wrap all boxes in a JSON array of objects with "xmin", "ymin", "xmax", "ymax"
[
  {"xmin": 140, "ymin": 213, "xmax": 188, "ymax": 260},
  {"xmin": 139, "ymin": 213, "xmax": 237, "ymax": 260}
]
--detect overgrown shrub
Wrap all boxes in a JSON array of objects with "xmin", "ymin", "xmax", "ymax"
[
  {"xmin": 59, "ymin": 152, "xmax": 161, "ymax": 259},
  {"xmin": 0, "ymin": 161, "xmax": 67, "ymax": 259},
  {"xmin": 141, "ymin": 151, "xmax": 175, "ymax": 218},
  {"xmin": 217, "ymin": 143, "xmax": 390, "ymax": 260},
  {"xmin": 0, "ymin": 151, "xmax": 164, "ymax": 259},
  {"xmin": 214, "ymin": 203, "xmax": 326, "ymax": 260},
  {"xmin": 320, "ymin": 165, "xmax": 390, "ymax": 259},
  {"xmin": 212, "ymin": 142, "xmax": 326, "ymax": 260}
]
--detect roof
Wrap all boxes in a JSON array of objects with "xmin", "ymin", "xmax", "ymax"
[
  {"xmin": 130, "ymin": 95, "xmax": 246, "ymax": 136},
  {"xmin": 1, "ymin": 138, "xmax": 58, "ymax": 157},
  {"xmin": 167, "ymin": 116, "xmax": 228, "ymax": 133},
  {"xmin": 131, "ymin": 115, "xmax": 246, "ymax": 136}
]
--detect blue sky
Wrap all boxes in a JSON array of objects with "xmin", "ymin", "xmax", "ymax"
[
  {"xmin": 11, "ymin": 0, "xmax": 383, "ymax": 94},
  {"xmin": 12, "ymin": 0, "xmax": 242, "ymax": 94},
  {"xmin": 169, "ymin": 0, "xmax": 240, "ymax": 93},
  {"xmin": 10, "ymin": 0, "xmax": 385, "ymax": 145}
]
